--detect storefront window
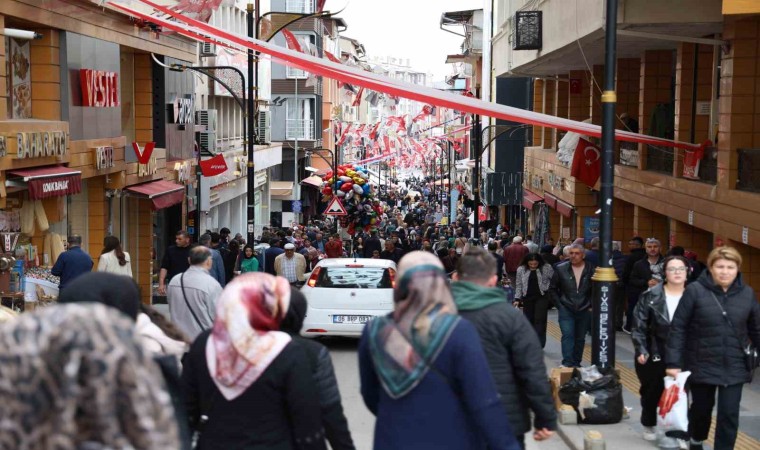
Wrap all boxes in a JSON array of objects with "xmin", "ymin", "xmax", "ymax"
[{"xmin": 121, "ymin": 196, "xmax": 141, "ymax": 284}]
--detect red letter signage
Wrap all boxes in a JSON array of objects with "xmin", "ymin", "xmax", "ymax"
[{"xmin": 80, "ymin": 69, "xmax": 119, "ymax": 107}]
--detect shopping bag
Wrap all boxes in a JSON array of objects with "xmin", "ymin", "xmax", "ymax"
[{"xmin": 657, "ymin": 371, "xmax": 690, "ymax": 443}]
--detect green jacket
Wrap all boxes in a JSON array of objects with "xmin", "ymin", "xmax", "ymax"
[{"xmin": 450, "ymin": 281, "xmax": 506, "ymax": 311}]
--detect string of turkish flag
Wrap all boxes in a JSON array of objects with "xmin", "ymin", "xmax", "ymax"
[{"xmin": 111, "ymin": 0, "xmax": 704, "ymax": 170}]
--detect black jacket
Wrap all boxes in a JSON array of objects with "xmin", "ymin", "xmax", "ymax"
[
  {"xmin": 631, "ymin": 284, "xmax": 673, "ymax": 360},
  {"xmin": 628, "ymin": 255, "xmax": 664, "ymax": 296},
  {"xmin": 363, "ymin": 237, "xmax": 382, "ymax": 258},
  {"xmin": 182, "ymin": 331, "xmax": 326, "ymax": 450},
  {"xmin": 621, "ymin": 248, "xmax": 646, "ymax": 289},
  {"xmin": 294, "ymin": 337, "xmax": 355, "ymax": 450},
  {"xmin": 550, "ymin": 261, "xmax": 596, "ymax": 311},
  {"xmin": 666, "ymin": 271, "xmax": 760, "ymax": 386},
  {"xmin": 457, "ymin": 301, "xmax": 557, "ymax": 435}
]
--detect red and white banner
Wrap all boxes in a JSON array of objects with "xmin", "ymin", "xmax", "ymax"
[
  {"xmin": 281, "ymin": 29, "xmax": 302, "ymax": 52},
  {"xmin": 199, "ymin": 153, "xmax": 228, "ymax": 177},
  {"xmin": 29, "ymin": 174, "xmax": 82, "ymax": 200},
  {"xmin": 111, "ymin": 0, "xmax": 702, "ymax": 153}
]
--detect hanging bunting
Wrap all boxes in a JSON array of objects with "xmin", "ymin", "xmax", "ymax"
[{"xmin": 113, "ymin": 0, "xmax": 703, "ymax": 153}]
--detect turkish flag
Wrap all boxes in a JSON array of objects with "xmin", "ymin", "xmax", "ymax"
[
  {"xmin": 199, "ymin": 153, "xmax": 228, "ymax": 177},
  {"xmin": 571, "ymin": 138, "xmax": 602, "ymax": 187}
]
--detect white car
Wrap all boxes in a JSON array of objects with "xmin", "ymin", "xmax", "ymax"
[{"xmin": 300, "ymin": 258, "xmax": 397, "ymax": 338}]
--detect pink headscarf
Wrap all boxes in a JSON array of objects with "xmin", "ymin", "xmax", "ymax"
[{"xmin": 206, "ymin": 273, "xmax": 292, "ymax": 400}]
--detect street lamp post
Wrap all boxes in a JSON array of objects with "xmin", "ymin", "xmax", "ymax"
[
  {"xmin": 167, "ymin": 62, "xmax": 246, "ymax": 243},
  {"xmin": 471, "ymin": 114, "xmax": 482, "ymax": 241},
  {"xmin": 307, "ymin": 147, "xmax": 339, "ymax": 235},
  {"xmin": 246, "ymin": 0, "xmax": 259, "ymax": 246},
  {"xmin": 591, "ymin": 0, "xmax": 620, "ymax": 371}
]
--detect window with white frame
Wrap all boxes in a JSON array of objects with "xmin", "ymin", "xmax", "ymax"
[
  {"xmin": 285, "ymin": 97, "xmax": 315, "ymax": 140},
  {"xmin": 286, "ymin": 33, "xmax": 315, "ymax": 79},
  {"xmin": 285, "ymin": 0, "xmax": 314, "ymax": 14}
]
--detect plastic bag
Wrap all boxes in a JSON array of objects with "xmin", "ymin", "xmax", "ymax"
[
  {"xmin": 558, "ymin": 368, "xmax": 624, "ymax": 424},
  {"xmin": 579, "ymin": 365, "xmax": 603, "ymax": 382},
  {"xmin": 657, "ymin": 371, "xmax": 691, "ymax": 447}
]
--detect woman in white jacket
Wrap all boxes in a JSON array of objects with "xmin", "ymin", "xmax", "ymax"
[{"xmin": 98, "ymin": 236, "xmax": 133, "ymax": 277}]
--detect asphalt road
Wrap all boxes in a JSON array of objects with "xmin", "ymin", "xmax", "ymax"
[{"xmin": 324, "ymin": 337, "xmax": 570, "ymax": 450}]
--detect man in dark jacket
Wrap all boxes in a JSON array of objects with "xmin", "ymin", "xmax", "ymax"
[
  {"xmin": 452, "ymin": 247, "xmax": 556, "ymax": 449},
  {"xmin": 281, "ymin": 290, "xmax": 355, "ymax": 450},
  {"xmin": 263, "ymin": 239, "xmax": 284, "ymax": 275},
  {"xmin": 550, "ymin": 244, "xmax": 596, "ymax": 368},
  {"xmin": 620, "ymin": 236, "xmax": 646, "ymax": 331},
  {"xmin": 51, "ymin": 235, "xmax": 93, "ymax": 291},
  {"xmin": 625, "ymin": 238, "xmax": 664, "ymax": 333},
  {"xmin": 363, "ymin": 231, "xmax": 383, "ymax": 259}
]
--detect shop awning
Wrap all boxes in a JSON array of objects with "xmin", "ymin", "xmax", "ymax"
[
  {"xmin": 271, "ymin": 181, "xmax": 294, "ymax": 198},
  {"xmin": 300, "ymin": 175, "xmax": 324, "ymax": 189},
  {"xmin": 544, "ymin": 192, "xmax": 574, "ymax": 218},
  {"xmin": 125, "ymin": 180, "xmax": 185, "ymax": 210},
  {"xmin": 522, "ymin": 189, "xmax": 544, "ymax": 209},
  {"xmin": 8, "ymin": 166, "xmax": 82, "ymax": 200}
]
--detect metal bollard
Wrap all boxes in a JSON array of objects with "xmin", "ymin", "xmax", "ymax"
[{"xmin": 584, "ymin": 430, "xmax": 605, "ymax": 450}]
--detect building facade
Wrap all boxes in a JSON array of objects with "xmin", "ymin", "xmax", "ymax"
[{"xmin": 491, "ymin": 0, "xmax": 760, "ymax": 293}]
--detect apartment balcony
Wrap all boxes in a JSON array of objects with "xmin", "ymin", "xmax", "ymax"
[{"xmin": 286, "ymin": 119, "xmax": 315, "ymax": 140}]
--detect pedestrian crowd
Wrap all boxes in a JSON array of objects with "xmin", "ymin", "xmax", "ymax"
[{"xmin": 0, "ymin": 175, "xmax": 757, "ymax": 450}]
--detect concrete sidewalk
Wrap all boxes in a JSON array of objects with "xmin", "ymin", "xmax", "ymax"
[{"xmin": 542, "ymin": 309, "xmax": 760, "ymax": 450}]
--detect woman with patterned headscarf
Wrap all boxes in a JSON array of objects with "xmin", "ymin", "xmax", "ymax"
[
  {"xmin": 181, "ymin": 272, "xmax": 326, "ymax": 450},
  {"xmin": 0, "ymin": 302, "xmax": 180, "ymax": 450},
  {"xmin": 358, "ymin": 251, "xmax": 521, "ymax": 450}
]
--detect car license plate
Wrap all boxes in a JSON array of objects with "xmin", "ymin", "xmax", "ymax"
[{"xmin": 332, "ymin": 315, "xmax": 372, "ymax": 324}]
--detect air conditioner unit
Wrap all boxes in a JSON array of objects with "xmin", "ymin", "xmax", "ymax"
[
  {"xmin": 255, "ymin": 110, "xmax": 271, "ymax": 145},
  {"xmin": 196, "ymin": 109, "xmax": 217, "ymax": 132},
  {"xmin": 200, "ymin": 42, "xmax": 216, "ymax": 57},
  {"xmin": 195, "ymin": 131, "xmax": 217, "ymax": 155}
]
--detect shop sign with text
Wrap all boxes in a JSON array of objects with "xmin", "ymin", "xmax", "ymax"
[
  {"xmin": 95, "ymin": 146, "xmax": 115, "ymax": 170},
  {"xmin": 176, "ymin": 161, "xmax": 192, "ymax": 183},
  {"xmin": 80, "ymin": 69, "xmax": 119, "ymax": 107},
  {"xmin": 168, "ymin": 95, "xmax": 194, "ymax": 125},
  {"xmin": 14, "ymin": 132, "xmax": 67, "ymax": 159},
  {"xmin": 138, "ymin": 155, "xmax": 158, "ymax": 177}
]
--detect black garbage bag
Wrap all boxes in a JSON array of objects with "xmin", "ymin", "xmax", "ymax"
[{"xmin": 558, "ymin": 368, "xmax": 624, "ymax": 424}]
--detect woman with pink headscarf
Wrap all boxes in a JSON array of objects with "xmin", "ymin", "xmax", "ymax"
[{"xmin": 181, "ymin": 273, "xmax": 326, "ymax": 450}]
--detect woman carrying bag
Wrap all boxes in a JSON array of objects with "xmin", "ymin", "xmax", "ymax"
[
  {"xmin": 631, "ymin": 255, "xmax": 689, "ymax": 444},
  {"xmin": 666, "ymin": 247, "xmax": 760, "ymax": 450}
]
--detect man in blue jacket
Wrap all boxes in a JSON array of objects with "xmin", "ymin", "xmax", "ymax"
[{"xmin": 51, "ymin": 235, "xmax": 93, "ymax": 291}]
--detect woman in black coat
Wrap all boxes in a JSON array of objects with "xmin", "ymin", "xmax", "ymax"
[
  {"xmin": 666, "ymin": 247, "xmax": 760, "ymax": 450},
  {"xmin": 280, "ymin": 290, "xmax": 356, "ymax": 450},
  {"xmin": 182, "ymin": 273, "xmax": 326, "ymax": 450},
  {"xmin": 631, "ymin": 255, "xmax": 689, "ymax": 443}
]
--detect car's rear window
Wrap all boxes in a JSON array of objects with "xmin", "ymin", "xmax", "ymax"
[{"xmin": 314, "ymin": 267, "xmax": 393, "ymax": 289}]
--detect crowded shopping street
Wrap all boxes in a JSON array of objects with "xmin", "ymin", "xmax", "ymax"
[{"xmin": 0, "ymin": 0, "xmax": 759, "ymax": 449}]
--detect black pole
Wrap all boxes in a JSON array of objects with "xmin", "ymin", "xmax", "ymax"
[
  {"xmin": 591, "ymin": 0, "xmax": 619, "ymax": 371},
  {"xmin": 472, "ymin": 115, "xmax": 481, "ymax": 241},
  {"xmin": 246, "ymin": 1, "xmax": 258, "ymax": 246}
]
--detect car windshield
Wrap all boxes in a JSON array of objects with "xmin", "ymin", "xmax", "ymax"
[{"xmin": 314, "ymin": 267, "xmax": 393, "ymax": 289}]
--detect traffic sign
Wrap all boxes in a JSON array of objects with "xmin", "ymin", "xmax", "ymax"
[{"xmin": 323, "ymin": 197, "xmax": 348, "ymax": 216}]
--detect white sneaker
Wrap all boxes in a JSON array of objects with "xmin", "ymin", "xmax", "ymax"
[
  {"xmin": 643, "ymin": 427, "xmax": 657, "ymax": 441},
  {"xmin": 677, "ymin": 439, "xmax": 689, "ymax": 450}
]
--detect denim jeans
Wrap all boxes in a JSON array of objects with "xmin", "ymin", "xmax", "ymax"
[{"xmin": 557, "ymin": 303, "xmax": 592, "ymax": 367}]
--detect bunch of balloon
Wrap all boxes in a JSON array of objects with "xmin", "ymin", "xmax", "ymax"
[{"xmin": 320, "ymin": 164, "xmax": 384, "ymax": 235}]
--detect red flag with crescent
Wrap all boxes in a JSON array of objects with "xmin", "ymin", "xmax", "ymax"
[{"xmin": 571, "ymin": 138, "xmax": 602, "ymax": 187}]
